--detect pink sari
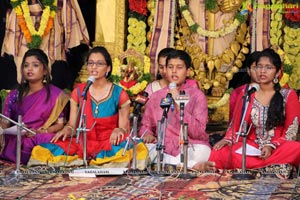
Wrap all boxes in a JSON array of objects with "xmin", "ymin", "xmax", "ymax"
[{"xmin": 0, "ymin": 85, "xmax": 69, "ymax": 164}]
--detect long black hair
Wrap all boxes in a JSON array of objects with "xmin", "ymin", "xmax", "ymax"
[
  {"xmin": 257, "ymin": 48, "xmax": 284, "ymax": 130},
  {"xmin": 18, "ymin": 48, "xmax": 51, "ymax": 103}
]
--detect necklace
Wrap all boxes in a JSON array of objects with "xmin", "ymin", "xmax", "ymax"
[{"xmin": 91, "ymin": 84, "xmax": 110, "ymax": 116}]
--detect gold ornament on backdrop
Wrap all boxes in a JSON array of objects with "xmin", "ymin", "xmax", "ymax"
[{"xmin": 175, "ymin": 18, "xmax": 250, "ymax": 96}]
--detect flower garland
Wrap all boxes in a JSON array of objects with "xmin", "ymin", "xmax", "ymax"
[
  {"xmin": 268, "ymin": 0, "xmax": 293, "ymax": 88},
  {"xmin": 111, "ymin": 55, "xmax": 151, "ymax": 96},
  {"xmin": 146, "ymin": 0, "xmax": 156, "ymax": 55},
  {"xmin": 178, "ymin": 0, "xmax": 249, "ymax": 38},
  {"xmin": 11, "ymin": 0, "xmax": 57, "ymax": 49},
  {"xmin": 282, "ymin": 0, "xmax": 300, "ymax": 89},
  {"xmin": 127, "ymin": 0, "xmax": 148, "ymax": 54},
  {"xmin": 284, "ymin": 0, "xmax": 300, "ymax": 28}
]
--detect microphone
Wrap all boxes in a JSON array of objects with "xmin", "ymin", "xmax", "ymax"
[
  {"xmin": 81, "ymin": 76, "xmax": 95, "ymax": 98},
  {"xmin": 160, "ymin": 93, "xmax": 172, "ymax": 114},
  {"xmin": 169, "ymin": 82, "xmax": 177, "ymax": 90},
  {"xmin": 133, "ymin": 92, "xmax": 149, "ymax": 115},
  {"xmin": 244, "ymin": 83, "xmax": 259, "ymax": 97},
  {"xmin": 174, "ymin": 90, "xmax": 190, "ymax": 106}
]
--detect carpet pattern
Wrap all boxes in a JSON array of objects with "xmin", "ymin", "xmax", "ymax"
[{"xmin": 0, "ymin": 162, "xmax": 299, "ymax": 199}]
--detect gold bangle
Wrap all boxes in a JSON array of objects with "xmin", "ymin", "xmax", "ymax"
[
  {"xmin": 119, "ymin": 127, "xmax": 127, "ymax": 133},
  {"xmin": 65, "ymin": 125, "xmax": 74, "ymax": 133}
]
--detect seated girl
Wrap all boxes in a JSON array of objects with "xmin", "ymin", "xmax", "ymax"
[
  {"xmin": 208, "ymin": 48, "xmax": 300, "ymax": 178},
  {"xmin": 28, "ymin": 46, "xmax": 148, "ymax": 169},
  {"xmin": 0, "ymin": 49, "xmax": 69, "ymax": 165}
]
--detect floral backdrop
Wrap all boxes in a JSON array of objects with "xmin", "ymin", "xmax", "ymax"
[{"xmin": 117, "ymin": 0, "xmax": 300, "ymax": 115}]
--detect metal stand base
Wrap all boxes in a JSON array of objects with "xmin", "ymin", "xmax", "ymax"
[
  {"xmin": 232, "ymin": 172, "xmax": 255, "ymax": 180},
  {"xmin": 2, "ymin": 170, "xmax": 24, "ymax": 186},
  {"xmin": 177, "ymin": 173, "xmax": 197, "ymax": 179},
  {"xmin": 125, "ymin": 169, "xmax": 148, "ymax": 176},
  {"xmin": 149, "ymin": 171, "xmax": 173, "ymax": 176}
]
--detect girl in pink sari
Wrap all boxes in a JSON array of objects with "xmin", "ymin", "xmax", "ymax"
[{"xmin": 0, "ymin": 49, "xmax": 69, "ymax": 164}]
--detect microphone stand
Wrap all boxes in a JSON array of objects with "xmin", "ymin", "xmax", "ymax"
[
  {"xmin": 153, "ymin": 94, "xmax": 172, "ymax": 174},
  {"xmin": 0, "ymin": 114, "xmax": 36, "ymax": 185},
  {"xmin": 177, "ymin": 102, "xmax": 196, "ymax": 179},
  {"xmin": 122, "ymin": 109, "xmax": 147, "ymax": 172},
  {"xmin": 232, "ymin": 95, "xmax": 255, "ymax": 180},
  {"xmin": 76, "ymin": 95, "xmax": 95, "ymax": 167},
  {"xmin": 156, "ymin": 108, "xmax": 168, "ymax": 174}
]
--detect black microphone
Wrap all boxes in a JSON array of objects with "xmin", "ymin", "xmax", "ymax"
[
  {"xmin": 160, "ymin": 93, "xmax": 172, "ymax": 114},
  {"xmin": 133, "ymin": 92, "xmax": 149, "ymax": 115},
  {"xmin": 244, "ymin": 83, "xmax": 260, "ymax": 97},
  {"xmin": 81, "ymin": 76, "xmax": 95, "ymax": 98}
]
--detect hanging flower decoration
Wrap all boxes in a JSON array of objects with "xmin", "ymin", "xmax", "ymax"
[
  {"xmin": 284, "ymin": 0, "xmax": 300, "ymax": 28},
  {"xmin": 111, "ymin": 54, "xmax": 151, "ymax": 96},
  {"xmin": 129, "ymin": 0, "xmax": 148, "ymax": 16},
  {"xmin": 280, "ymin": 0, "xmax": 300, "ymax": 89},
  {"xmin": 127, "ymin": 0, "xmax": 148, "ymax": 54},
  {"xmin": 178, "ymin": 0, "xmax": 249, "ymax": 38},
  {"xmin": 11, "ymin": 0, "xmax": 57, "ymax": 49}
]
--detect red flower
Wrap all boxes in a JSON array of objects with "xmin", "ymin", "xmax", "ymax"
[
  {"xmin": 128, "ymin": 0, "xmax": 148, "ymax": 16},
  {"xmin": 285, "ymin": 7, "xmax": 300, "ymax": 22}
]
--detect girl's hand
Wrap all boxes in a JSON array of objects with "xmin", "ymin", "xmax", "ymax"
[
  {"xmin": 213, "ymin": 139, "xmax": 231, "ymax": 150},
  {"xmin": 260, "ymin": 146, "xmax": 273, "ymax": 160},
  {"xmin": 36, "ymin": 127, "xmax": 48, "ymax": 134},
  {"xmin": 24, "ymin": 129, "xmax": 36, "ymax": 138},
  {"xmin": 51, "ymin": 125, "xmax": 73, "ymax": 143},
  {"xmin": 110, "ymin": 128, "xmax": 125, "ymax": 145}
]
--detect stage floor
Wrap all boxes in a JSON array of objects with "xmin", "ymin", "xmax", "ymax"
[{"xmin": 0, "ymin": 162, "xmax": 299, "ymax": 199}]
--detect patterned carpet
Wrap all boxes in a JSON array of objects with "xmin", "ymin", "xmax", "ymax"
[{"xmin": 0, "ymin": 161, "xmax": 300, "ymax": 200}]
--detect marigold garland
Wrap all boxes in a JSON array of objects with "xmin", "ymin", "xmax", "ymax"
[
  {"xmin": 280, "ymin": 0, "xmax": 300, "ymax": 89},
  {"xmin": 11, "ymin": 0, "xmax": 57, "ymax": 49},
  {"xmin": 127, "ymin": 0, "xmax": 148, "ymax": 54}
]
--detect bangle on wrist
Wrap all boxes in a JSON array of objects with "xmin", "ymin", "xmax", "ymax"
[
  {"xmin": 119, "ymin": 127, "xmax": 127, "ymax": 133},
  {"xmin": 65, "ymin": 125, "xmax": 74, "ymax": 133}
]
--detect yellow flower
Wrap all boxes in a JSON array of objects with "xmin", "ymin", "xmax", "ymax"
[
  {"xmin": 50, "ymin": 10, "xmax": 56, "ymax": 18},
  {"xmin": 137, "ymin": 21, "xmax": 147, "ymax": 28},
  {"xmin": 143, "ymin": 56, "xmax": 150, "ymax": 74},
  {"xmin": 279, "ymin": 73, "xmax": 289, "ymax": 87},
  {"xmin": 14, "ymin": 7, "xmax": 23, "ymax": 15},
  {"xmin": 112, "ymin": 58, "xmax": 121, "ymax": 76}
]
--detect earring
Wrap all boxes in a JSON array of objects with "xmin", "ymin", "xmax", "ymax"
[
  {"xmin": 43, "ymin": 76, "xmax": 47, "ymax": 83},
  {"xmin": 105, "ymin": 72, "xmax": 108, "ymax": 77},
  {"xmin": 273, "ymin": 76, "xmax": 279, "ymax": 84},
  {"xmin": 23, "ymin": 79, "xmax": 27, "ymax": 84}
]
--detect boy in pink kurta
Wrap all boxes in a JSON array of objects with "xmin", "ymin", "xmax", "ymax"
[{"xmin": 139, "ymin": 50, "xmax": 211, "ymax": 168}]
